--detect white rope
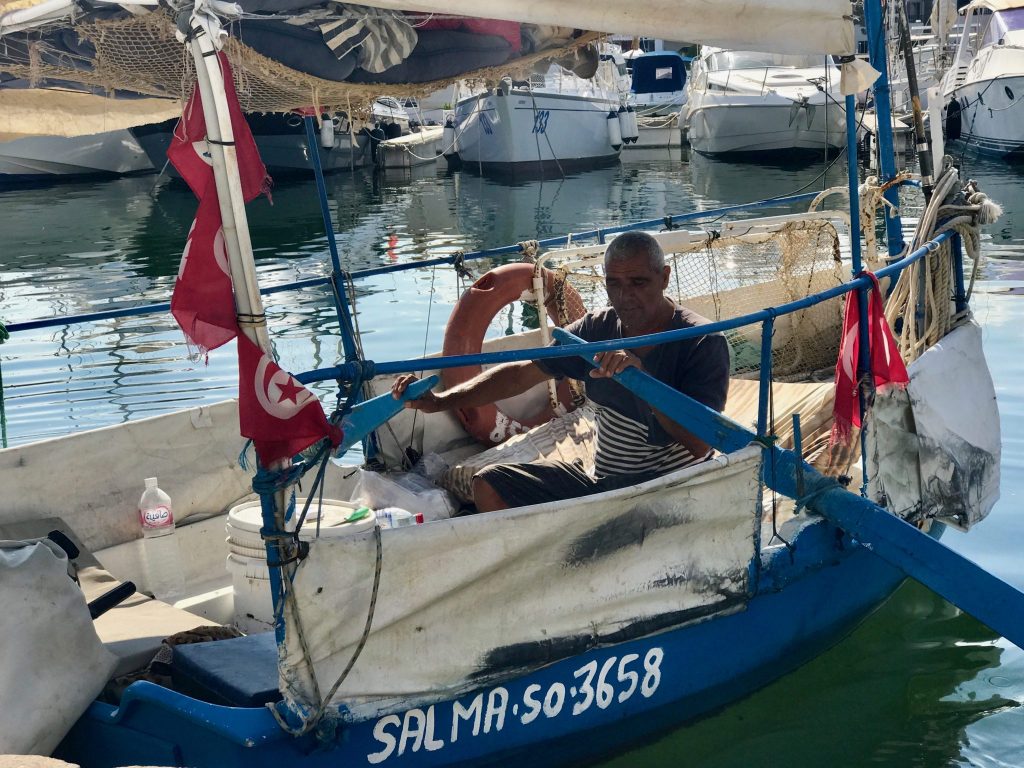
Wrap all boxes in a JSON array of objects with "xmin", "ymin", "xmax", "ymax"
[{"xmin": 883, "ymin": 159, "xmax": 1001, "ymax": 362}]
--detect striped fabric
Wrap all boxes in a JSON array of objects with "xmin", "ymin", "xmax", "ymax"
[
  {"xmin": 594, "ymin": 406, "xmax": 698, "ymax": 477},
  {"xmin": 318, "ymin": 4, "xmax": 417, "ymax": 73}
]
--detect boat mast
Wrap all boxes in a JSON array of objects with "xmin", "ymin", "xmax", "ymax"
[{"xmin": 864, "ymin": 0, "xmax": 907, "ymax": 256}]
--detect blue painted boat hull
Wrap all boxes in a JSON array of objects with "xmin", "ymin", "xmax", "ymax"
[{"xmin": 57, "ymin": 518, "xmax": 913, "ymax": 768}]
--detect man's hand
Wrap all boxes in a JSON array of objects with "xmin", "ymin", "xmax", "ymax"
[
  {"xmin": 589, "ymin": 349, "xmax": 643, "ymax": 378},
  {"xmin": 391, "ymin": 374, "xmax": 445, "ymax": 412}
]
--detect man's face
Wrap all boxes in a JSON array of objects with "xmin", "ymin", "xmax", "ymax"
[{"xmin": 604, "ymin": 253, "xmax": 670, "ymax": 334}]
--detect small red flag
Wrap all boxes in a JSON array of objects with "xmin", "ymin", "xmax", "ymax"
[
  {"xmin": 237, "ymin": 335, "xmax": 343, "ymax": 465},
  {"xmin": 167, "ymin": 55, "xmax": 270, "ymax": 203},
  {"xmin": 171, "ymin": 193, "xmax": 237, "ymax": 353},
  {"xmin": 831, "ymin": 272, "xmax": 910, "ymax": 445}
]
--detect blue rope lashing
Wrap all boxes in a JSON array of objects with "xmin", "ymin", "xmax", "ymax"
[
  {"xmin": 251, "ymin": 464, "xmax": 305, "ymax": 496},
  {"xmin": 794, "ymin": 473, "xmax": 843, "ymax": 516}
]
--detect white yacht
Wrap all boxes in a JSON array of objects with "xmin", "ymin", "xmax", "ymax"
[
  {"xmin": 685, "ymin": 47, "xmax": 847, "ymax": 157},
  {"xmin": 451, "ymin": 46, "xmax": 631, "ymax": 174},
  {"xmin": 941, "ymin": 0, "xmax": 1024, "ymax": 158}
]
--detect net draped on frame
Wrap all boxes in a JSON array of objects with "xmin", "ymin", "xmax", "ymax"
[{"xmin": 0, "ymin": 10, "xmax": 601, "ymax": 115}]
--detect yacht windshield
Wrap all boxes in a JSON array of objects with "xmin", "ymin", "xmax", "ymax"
[
  {"xmin": 982, "ymin": 8, "xmax": 1024, "ymax": 47},
  {"xmin": 706, "ymin": 51, "xmax": 828, "ymax": 71}
]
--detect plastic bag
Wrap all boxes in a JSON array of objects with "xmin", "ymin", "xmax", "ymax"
[{"xmin": 350, "ymin": 468, "xmax": 456, "ymax": 522}]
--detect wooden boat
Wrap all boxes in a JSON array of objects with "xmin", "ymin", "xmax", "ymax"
[{"xmin": 0, "ymin": 0, "xmax": 1020, "ymax": 765}]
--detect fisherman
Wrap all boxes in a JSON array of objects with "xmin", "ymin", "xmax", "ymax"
[{"xmin": 391, "ymin": 230, "xmax": 731, "ymax": 512}]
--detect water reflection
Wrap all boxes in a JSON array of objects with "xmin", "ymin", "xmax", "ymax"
[
  {"xmin": 1, "ymin": 154, "xmax": 1022, "ymax": 451},
  {"xmin": 598, "ymin": 581, "xmax": 1015, "ymax": 768}
]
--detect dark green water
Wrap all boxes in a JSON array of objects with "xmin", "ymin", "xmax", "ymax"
[{"xmin": 0, "ymin": 148, "xmax": 1022, "ymax": 765}]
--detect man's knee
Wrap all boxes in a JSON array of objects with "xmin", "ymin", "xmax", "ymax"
[{"xmin": 472, "ymin": 474, "xmax": 508, "ymax": 513}]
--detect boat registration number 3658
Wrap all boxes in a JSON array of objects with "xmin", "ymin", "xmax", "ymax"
[{"xmin": 366, "ymin": 647, "xmax": 664, "ymax": 763}]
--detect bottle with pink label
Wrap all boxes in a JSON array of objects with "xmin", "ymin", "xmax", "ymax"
[{"xmin": 139, "ymin": 477, "xmax": 184, "ymax": 601}]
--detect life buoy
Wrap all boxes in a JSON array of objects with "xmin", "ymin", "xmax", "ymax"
[{"xmin": 442, "ymin": 262, "xmax": 585, "ymax": 446}]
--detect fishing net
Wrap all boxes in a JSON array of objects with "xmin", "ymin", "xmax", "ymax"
[
  {"xmin": 542, "ymin": 217, "xmax": 847, "ymax": 381},
  {"xmin": 0, "ymin": 9, "xmax": 601, "ymax": 114}
]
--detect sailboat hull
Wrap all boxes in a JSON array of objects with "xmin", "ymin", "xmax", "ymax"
[{"xmin": 452, "ymin": 90, "xmax": 622, "ymax": 175}]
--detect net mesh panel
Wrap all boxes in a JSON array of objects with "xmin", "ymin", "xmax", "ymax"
[
  {"xmin": 547, "ymin": 219, "xmax": 845, "ymax": 381},
  {"xmin": 0, "ymin": 10, "xmax": 601, "ymax": 114}
]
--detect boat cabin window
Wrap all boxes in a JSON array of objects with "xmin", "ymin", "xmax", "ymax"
[
  {"xmin": 982, "ymin": 8, "xmax": 1024, "ymax": 47},
  {"xmin": 705, "ymin": 51, "xmax": 828, "ymax": 71}
]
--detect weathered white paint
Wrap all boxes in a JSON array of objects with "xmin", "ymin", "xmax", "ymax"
[
  {"xmin": 868, "ymin": 321, "xmax": 1000, "ymax": 528},
  {"xmin": 0, "ymin": 401, "xmax": 252, "ymax": 552},
  {"xmin": 282, "ymin": 446, "xmax": 762, "ymax": 720}
]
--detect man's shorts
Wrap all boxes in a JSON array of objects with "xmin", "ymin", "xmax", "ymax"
[{"xmin": 472, "ymin": 459, "xmax": 661, "ymax": 510}]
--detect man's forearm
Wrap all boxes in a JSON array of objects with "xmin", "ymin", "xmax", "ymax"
[
  {"xmin": 652, "ymin": 407, "xmax": 712, "ymax": 459},
  {"xmin": 436, "ymin": 361, "xmax": 552, "ymax": 410}
]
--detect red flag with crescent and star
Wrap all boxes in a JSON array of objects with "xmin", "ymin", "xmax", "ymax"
[
  {"xmin": 830, "ymin": 272, "xmax": 910, "ymax": 446},
  {"xmin": 237, "ymin": 335, "xmax": 343, "ymax": 465},
  {"xmin": 169, "ymin": 53, "xmax": 341, "ymax": 465}
]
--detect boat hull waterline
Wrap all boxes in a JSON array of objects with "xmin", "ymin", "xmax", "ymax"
[{"xmin": 59, "ymin": 523, "xmax": 908, "ymax": 768}]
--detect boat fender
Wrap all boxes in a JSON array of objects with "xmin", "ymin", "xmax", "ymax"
[
  {"xmin": 441, "ymin": 262, "xmax": 585, "ymax": 446},
  {"xmin": 607, "ymin": 110, "xmax": 623, "ymax": 150},
  {"xmin": 320, "ymin": 113, "xmax": 335, "ymax": 150},
  {"xmin": 442, "ymin": 118, "xmax": 457, "ymax": 157},
  {"xmin": 624, "ymin": 105, "xmax": 640, "ymax": 144},
  {"xmin": 367, "ymin": 125, "xmax": 386, "ymax": 162},
  {"xmin": 945, "ymin": 98, "xmax": 962, "ymax": 142}
]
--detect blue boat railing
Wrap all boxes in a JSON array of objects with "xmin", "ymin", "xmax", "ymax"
[{"xmin": 296, "ymin": 229, "xmax": 957, "ymax": 449}]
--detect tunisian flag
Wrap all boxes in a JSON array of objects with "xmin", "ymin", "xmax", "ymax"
[
  {"xmin": 237, "ymin": 335, "xmax": 343, "ymax": 465},
  {"xmin": 169, "ymin": 53, "xmax": 341, "ymax": 464},
  {"xmin": 830, "ymin": 272, "xmax": 910, "ymax": 445}
]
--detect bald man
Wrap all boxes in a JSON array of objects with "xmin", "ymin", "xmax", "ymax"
[{"xmin": 392, "ymin": 230, "xmax": 730, "ymax": 512}]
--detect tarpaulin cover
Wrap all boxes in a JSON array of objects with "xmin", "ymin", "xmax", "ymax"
[{"xmin": 280, "ymin": 447, "xmax": 762, "ymax": 720}]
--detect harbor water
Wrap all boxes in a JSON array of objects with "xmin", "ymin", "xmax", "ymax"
[{"xmin": 1, "ymin": 148, "xmax": 1022, "ymax": 765}]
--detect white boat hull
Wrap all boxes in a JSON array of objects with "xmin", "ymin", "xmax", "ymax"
[
  {"xmin": 946, "ymin": 75, "xmax": 1024, "ymax": 157},
  {"xmin": 686, "ymin": 100, "xmax": 847, "ymax": 155},
  {"xmin": 453, "ymin": 90, "xmax": 622, "ymax": 173},
  {"xmin": 0, "ymin": 130, "xmax": 153, "ymax": 181}
]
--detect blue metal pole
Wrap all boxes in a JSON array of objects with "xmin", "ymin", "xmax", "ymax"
[
  {"xmin": 847, "ymin": 92, "xmax": 872, "ymax": 497},
  {"xmin": 864, "ymin": 0, "xmax": 906, "ymax": 257},
  {"xmin": 756, "ymin": 318, "xmax": 774, "ymax": 437},
  {"xmin": 303, "ymin": 115, "xmax": 360, "ymax": 363},
  {"xmin": 952, "ymin": 234, "xmax": 968, "ymax": 313}
]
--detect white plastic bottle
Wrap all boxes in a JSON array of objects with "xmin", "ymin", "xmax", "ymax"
[
  {"xmin": 139, "ymin": 477, "xmax": 184, "ymax": 602},
  {"xmin": 377, "ymin": 507, "xmax": 424, "ymax": 529}
]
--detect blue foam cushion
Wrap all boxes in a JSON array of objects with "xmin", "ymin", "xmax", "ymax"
[{"xmin": 172, "ymin": 631, "xmax": 281, "ymax": 707}]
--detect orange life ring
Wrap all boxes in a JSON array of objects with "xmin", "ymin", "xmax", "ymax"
[{"xmin": 442, "ymin": 262, "xmax": 585, "ymax": 446}]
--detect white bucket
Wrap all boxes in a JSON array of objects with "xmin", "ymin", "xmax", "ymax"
[{"xmin": 225, "ymin": 498, "xmax": 376, "ymax": 633}]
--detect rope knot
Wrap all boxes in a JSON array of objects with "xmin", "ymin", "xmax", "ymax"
[{"xmin": 451, "ymin": 252, "xmax": 474, "ymax": 281}]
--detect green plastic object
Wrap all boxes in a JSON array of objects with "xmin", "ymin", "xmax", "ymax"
[
  {"xmin": 344, "ymin": 506, "xmax": 371, "ymax": 523},
  {"xmin": 334, "ymin": 374, "xmax": 439, "ymax": 456}
]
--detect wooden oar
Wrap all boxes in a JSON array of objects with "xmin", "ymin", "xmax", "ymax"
[
  {"xmin": 333, "ymin": 374, "xmax": 439, "ymax": 455},
  {"xmin": 552, "ymin": 327, "xmax": 1024, "ymax": 650}
]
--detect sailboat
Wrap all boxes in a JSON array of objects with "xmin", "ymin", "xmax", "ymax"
[{"xmin": 0, "ymin": 0, "xmax": 1019, "ymax": 765}]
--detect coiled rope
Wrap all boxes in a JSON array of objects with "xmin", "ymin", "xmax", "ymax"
[{"xmin": 883, "ymin": 158, "xmax": 1002, "ymax": 361}]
